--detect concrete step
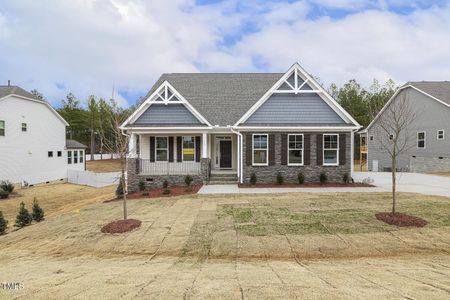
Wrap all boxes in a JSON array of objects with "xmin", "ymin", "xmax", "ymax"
[
  {"xmin": 209, "ymin": 176, "xmax": 237, "ymax": 181},
  {"xmin": 208, "ymin": 180, "xmax": 238, "ymax": 185},
  {"xmin": 210, "ymin": 173, "xmax": 237, "ymax": 178}
]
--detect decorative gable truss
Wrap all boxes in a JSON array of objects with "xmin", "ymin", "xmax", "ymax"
[
  {"xmin": 120, "ymin": 81, "xmax": 212, "ymax": 128},
  {"xmin": 235, "ymin": 63, "xmax": 361, "ymax": 128}
]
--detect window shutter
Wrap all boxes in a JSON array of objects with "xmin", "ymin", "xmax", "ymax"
[
  {"xmin": 269, "ymin": 134, "xmax": 275, "ymax": 166},
  {"xmin": 339, "ymin": 133, "xmax": 346, "ymax": 165},
  {"xmin": 281, "ymin": 134, "xmax": 287, "ymax": 165},
  {"xmin": 316, "ymin": 134, "xmax": 323, "ymax": 165},
  {"xmin": 195, "ymin": 136, "xmax": 201, "ymax": 162},
  {"xmin": 168, "ymin": 137, "xmax": 174, "ymax": 162},
  {"xmin": 246, "ymin": 134, "xmax": 252, "ymax": 166},
  {"xmin": 150, "ymin": 136, "xmax": 155, "ymax": 162},
  {"xmin": 176, "ymin": 136, "xmax": 182, "ymax": 162},
  {"xmin": 304, "ymin": 134, "xmax": 311, "ymax": 165}
]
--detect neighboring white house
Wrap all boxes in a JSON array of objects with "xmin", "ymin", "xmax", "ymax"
[
  {"xmin": 0, "ymin": 85, "xmax": 86, "ymax": 185},
  {"xmin": 66, "ymin": 139, "xmax": 87, "ymax": 171}
]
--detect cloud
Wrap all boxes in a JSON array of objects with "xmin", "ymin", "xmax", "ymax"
[{"xmin": 0, "ymin": 0, "xmax": 449, "ymax": 107}]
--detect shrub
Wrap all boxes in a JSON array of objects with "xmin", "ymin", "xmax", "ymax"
[
  {"xmin": 0, "ymin": 180, "xmax": 14, "ymax": 193},
  {"xmin": 162, "ymin": 179, "xmax": 170, "ymax": 194},
  {"xmin": 319, "ymin": 172, "xmax": 328, "ymax": 184},
  {"xmin": 138, "ymin": 179, "xmax": 146, "ymax": 192},
  {"xmin": 0, "ymin": 211, "xmax": 7, "ymax": 235},
  {"xmin": 297, "ymin": 172, "xmax": 305, "ymax": 184},
  {"xmin": 185, "ymin": 175, "xmax": 193, "ymax": 187},
  {"xmin": 0, "ymin": 189, "xmax": 9, "ymax": 199},
  {"xmin": 15, "ymin": 202, "xmax": 32, "ymax": 227},
  {"xmin": 31, "ymin": 198, "xmax": 44, "ymax": 222},
  {"xmin": 343, "ymin": 172, "xmax": 350, "ymax": 184},
  {"xmin": 116, "ymin": 176, "xmax": 125, "ymax": 199},
  {"xmin": 250, "ymin": 173, "xmax": 257, "ymax": 185},
  {"xmin": 276, "ymin": 172, "xmax": 284, "ymax": 185}
]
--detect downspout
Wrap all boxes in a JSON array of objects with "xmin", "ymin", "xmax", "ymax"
[
  {"xmin": 230, "ymin": 127, "xmax": 243, "ymax": 184},
  {"xmin": 350, "ymin": 129, "xmax": 355, "ymax": 180}
]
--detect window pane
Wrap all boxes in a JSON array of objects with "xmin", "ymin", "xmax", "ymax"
[
  {"xmin": 253, "ymin": 135, "xmax": 267, "ymax": 149},
  {"xmin": 418, "ymin": 132, "xmax": 425, "ymax": 139},
  {"xmin": 74, "ymin": 151, "xmax": 78, "ymax": 163},
  {"xmin": 418, "ymin": 141, "xmax": 425, "ymax": 148},
  {"xmin": 156, "ymin": 150, "xmax": 167, "ymax": 161},
  {"xmin": 253, "ymin": 150, "xmax": 267, "ymax": 164},
  {"xmin": 182, "ymin": 136, "xmax": 195, "ymax": 148},
  {"xmin": 183, "ymin": 136, "xmax": 195, "ymax": 161},
  {"xmin": 79, "ymin": 151, "xmax": 84, "ymax": 162},
  {"xmin": 156, "ymin": 137, "xmax": 167, "ymax": 148},
  {"xmin": 324, "ymin": 135, "xmax": 338, "ymax": 149},
  {"xmin": 289, "ymin": 150, "xmax": 302, "ymax": 164},
  {"xmin": 0, "ymin": 120, "xmax": 4, "ymax": 136},
  {"xmin": 324, "ymin": 150, "xmax": 337, "ymax": 164}
]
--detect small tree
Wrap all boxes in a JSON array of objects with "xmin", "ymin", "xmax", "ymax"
[
  {"xmin": 371, "ymin": 94, "xmax": 416, "ymax": 214},
  {"xmin": 31, "ymin": 198, "xmax": 44, "ymax": 222},
  {"xmin": 116, "ymin": 176, "xmax": 125, "ymax": 199},
  {"xmin": 319, "ymin": 172, "xmax": 327, "ymax": 184},
  {"xmin": 185, "ymin": 175, "xmax": 193, "ymax": 187},
  {"xmin": 276, "ymin": 172, "xmax": 284, "ymax": 185},
  {"xmin": 297, "ymin": 172, "xmax": 305, "ymax": 184},
  {"xmin": 0, "ymin": 190, "xmax": 9, "ymax": 199},
  {"xmin": 0, "ymin": 211, "xmax": 7, "ymax": 235},
  {"xmin": 250, "ymin": 173, "xmax": 257, "ymax": 185},
  {"xmin": 138, "ymin": 178, "xmax": 146, "ymax": 192},
  {"xmin": 342, "ymin": 173, "xmax": 350, "ymax": 184},
  {"xmin": 15, "ymin": 202, "xmax": 32, "ymax": 227},
  {"xmin": 162, "ymin": 179, "xmax": 170, "ymax": 194},
  {"xmin": 0, "ymin": 180, "xmax": 14, "ymax": 193}
]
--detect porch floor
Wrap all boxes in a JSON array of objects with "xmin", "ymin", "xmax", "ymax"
[{"xmin": 210, "ymin": 169, "xmax": 237, "ymax": 175}]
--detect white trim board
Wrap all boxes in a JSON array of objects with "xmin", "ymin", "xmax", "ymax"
[
  {"xmin": 120, "ymin": 81, "xmax": 212, "ymax": 129},
  {"xmin": 234, "ymin": 62, "xmax": 361, "ymax": 128}
]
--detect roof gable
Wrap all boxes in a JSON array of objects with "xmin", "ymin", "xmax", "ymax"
[{"xmin": 408, "ymin": 82, "xmax": 450, "ymax": 106}]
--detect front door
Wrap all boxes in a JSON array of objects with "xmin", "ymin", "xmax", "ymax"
[{"xmin": 219, "ymin": 140, "xmax": 232, "ymax": 169}]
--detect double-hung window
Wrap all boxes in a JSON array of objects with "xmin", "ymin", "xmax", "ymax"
[
  {"xmin": 79, "ymin": 150, "xmax": 84, "ymax": 163},
  {"xmin": 323, "ymin": 134, "xmax": 339, "ymax": 166},
  {"xmin": 182, "ymin": 136, "xmax": 195, "ymax": 161},
  {"xmin": 68, "ymin": 151, "xmax": 72, "ymax": 164},
  {"xmin": 155, "ymin": 137, "xmax": 168, "ymax": 161},
  {"xmin": 0, "ymin": 120, "xmax": 5, "ymax": 136},
  {"xmin": 21, "ymin": 123, "xmax": 27, "ymax": 132},
  {"xmin": 288, "ymin": 134, "xmax": 303, "ymax": 165},
  {"xmin": 437, "ymin": 130, "xmax": 444, "ymax": 140},
  {"xmin": 252, "ymin": 134, "xmax": 268, "ymax": 165},
  {"xmin": 417, "ymin": 131, "xmax": 426, "ymax": 148},
  {"xmin": 74, "ymin": 150, "xmax": 78, "ymax": 163}
]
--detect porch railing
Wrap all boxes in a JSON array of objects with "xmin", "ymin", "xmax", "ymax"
[{"xmin": 139, "ymin": 159, "xmax": 201, "ymax": 175}]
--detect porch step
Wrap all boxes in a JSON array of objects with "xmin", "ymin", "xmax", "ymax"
[
  {"xmin": 208, "ymin": 180, "xmax": 238, "ymax": 185},
  {"xmin": 209, "ymin": 173, "xmax": 238, "ymax": 184}
]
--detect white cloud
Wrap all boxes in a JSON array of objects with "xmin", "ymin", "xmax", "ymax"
[{"xmin": 0, "ymin": 0, "xmax": 450, "ymax": 107}]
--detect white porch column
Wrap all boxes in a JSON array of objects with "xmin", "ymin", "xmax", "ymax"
[
  {"xmin": 128, "ymin": 133, "xmax": 137, "ymax": 158},
  {"xmin": 202, "ymin": 132, "xmax": 208, "ymax": 158}
]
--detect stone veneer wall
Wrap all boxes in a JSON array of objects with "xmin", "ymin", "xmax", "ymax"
[
  {"xmin": 409, "ymin": 156, "xmax": 450, "ymax": 173},
  {"xmin": 127, "ymin": 158, "xmax": 210, "ymax": 193},
  {"xmin": 242, "ymin": 132, "xmax": 351, "ymax": 184}
]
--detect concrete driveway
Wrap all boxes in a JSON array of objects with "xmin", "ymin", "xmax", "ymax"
[{"xmin": 354, "ymin": 172, "xmax": 450, "ymax": 198}]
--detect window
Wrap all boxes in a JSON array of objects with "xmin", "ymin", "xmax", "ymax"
[
  {"xmin": 68, "ymin": 151, "xmax": 72, "ymax": 164},
  {"xmin": 21, "ymin": 123, "xmax": 27, "ymax": 132},
  {"xmin": 389, "ymin": 134, "xmax": 394, "ymax": 141},
  {"xmin": 252, "ymin": 134, "xmax": 268, "ymax": 165},
  {"xmin": 369, "ymin": 135, "xmax": 374, "ymax": 141},
  {"xmin": 79, "ymin": 150, "xmax": 84, "ymax": 163},
  {"xmin": 0, "ymin": 120, "xmax": 4, "ymax": 136},
  {"xmin": 288, "ymin": 134, "xmax": 303, "ymax": 165},
  {"xmin": 57, "ymin": 151, "xmax": 62, "ymax": 157},
  {"xmin": 437, "ymin": 130, "xmax": 445, "ymax": 140},
  {"xmin": 74, "ymin": 150, "xmax": 78, "ymax": 163},
  {"xmin": 48, "ymin": 151, "xmax": 53, "ymax": 158},
  {"xmin": 155, "ymin": 137, "xmax": 168, "ymax": 161},
  {"xmin": 182, "ymin": 136, "xmax": 195, "ymax": 161},
  {"xmin": 417, "ymin": 131, "xmax": 426, "ymax": 148},
  {"xmin": 323, "ymin": 134, "xmax": 339, "ymax": 166}
]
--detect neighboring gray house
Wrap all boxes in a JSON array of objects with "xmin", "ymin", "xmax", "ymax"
[
  {"xmin": 120, "ymin": 63, "xmax": 361, "ymax": 191},
  {"xmin": 364, "ymin": 82, "xmax": 450, "ymax": 173}
]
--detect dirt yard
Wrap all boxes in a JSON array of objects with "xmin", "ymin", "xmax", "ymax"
[
  {"xmin": 1, "ymin": 192, "xmax": 450, "ymax": 299},
  {"xmin": 86, "ymin": 159, "xmax": 124, "ymax": 173},
  {"xmin": 0, "ymin": 183, "xmax": 115, "ymax": 225},
  {"xmin": 430, "ymin": 172, "xmax": 450, "ymax": 178}
]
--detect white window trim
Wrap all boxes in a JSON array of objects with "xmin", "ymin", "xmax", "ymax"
[
  {"xmin": 252, "ymin": 133, "xmax": 269, "ymax": 166},
  {"xmin": 74, "ymin": 150, "xmax": 78, "ymax": 163},
  {"xmin": 287, "ymin": 134, "xmax": 304, "ymax": 166},
  {"xmin": 0, "ymin": 120, "xmax": 5, "ymax": 136},
  {"xmin": 79, "ymin": 150, "xmax": 84, "ymax": 163},
  {"xmin": 417, "ymin": 131, "xmax": 426, "ymax": 149},
  {"xmin": 323, "ymin": 134, "xmax": 339, "ymax": 166},
  {"xmin": 437, "ymin": 130, "xmax": 445, "ymax": 140},
  {"xmin": 155, "ymin": 136, "xmax": 169, "ymax": 162},
  {"xmin": 68, "ymin": 150, "xmax": 72, "ymax": 164},
  {"xmin": 181, "ymin": 136, "xmax": 196, "ymax": 162}
]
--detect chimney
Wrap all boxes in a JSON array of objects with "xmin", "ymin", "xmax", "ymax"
[{"xmin": 7, "ymin": 80, "xmax": 10, "ymax": 86}]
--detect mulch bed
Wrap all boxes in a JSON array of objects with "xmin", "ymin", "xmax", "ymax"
[
  {"xmin": 104, "ymin": 184, "xmax": 202, "ymax": 203},
  {"xmin": 101, "ymin": 219, "xmax": 142, "ymax": 234},
  {"xmin": 239, "ymin": 182, "xmax": 373, "ymax": 188},
  {"xmin": 375, "ymin": 212, "xmax": 428, "ymax": 227}
]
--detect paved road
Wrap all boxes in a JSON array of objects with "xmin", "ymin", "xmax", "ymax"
[{"xmin": 354, "ymin": 172, "xmax": 450, "ymax": 198}]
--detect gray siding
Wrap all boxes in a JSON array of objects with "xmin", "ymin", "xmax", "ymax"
[
  {"xmin": 368, "ymin": 88, "xmax": 450, "ymax": 172},
  {"xmin": 244, "ymin": 93, "xmax": 345, "ymax": 124},
  {"xmin": 134, "ymin": 104, "xmax": 201, "ymax": 125}
]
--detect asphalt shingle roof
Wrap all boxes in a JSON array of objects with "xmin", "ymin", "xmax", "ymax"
[
  {"xmin": 144, "ymin": 73, "xmax": 284, "ymax": 126},
  {"xmin": 408, "ymin": 81, "xmax": 450, "ymax": 106},
  {"xmin": 0, "ymin": 86, "xmax": 43, "ymax": 102},
  {"xmin": 66, "ymin": 139, "xmax": 88, "ymax": 149}
]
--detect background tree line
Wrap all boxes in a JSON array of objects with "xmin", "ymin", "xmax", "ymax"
[{"xmin": 32, "ymin": 78, "xmax": 395, "ymax": 158}]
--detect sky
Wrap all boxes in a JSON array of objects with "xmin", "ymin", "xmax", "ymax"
[{"xmin": 1, "ymin": 0, "xmax": 450, "ymax": 108}]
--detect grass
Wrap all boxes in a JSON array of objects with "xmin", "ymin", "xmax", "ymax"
[
  {"xmin": 86, "ymin": 159, "xmax": 124, "ymax": 173},
  {"xmin": 0, "ymin": 183, "xmax": 115, "ymax": 223}
]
